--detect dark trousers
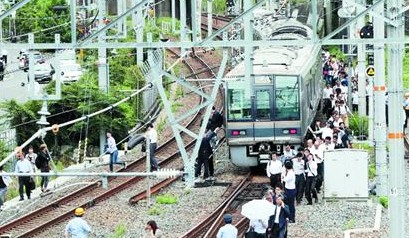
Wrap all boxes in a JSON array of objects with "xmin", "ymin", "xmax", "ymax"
[
  {"xmin": 149, "ymin": 143, "xmax": 159, "ymax": 169},
  {"xmin": 269, "ymin": 173, "xmax": 282, "ymax": 189},
  {"xmin": 305, "ymin": 176, "xmax": 318, "ymax": 204},
  {"xmin": 295, "ymin": 174, "xmax": 305, "ymax": 203},
  {"xmin": 41, "ymin": 175, "xmax": 49, "ymax": 190},
  {"xmin": 404, "ymin": 109, "xmax": 409, "ymax": 129},
  {"xmin": 352, "ymin": 104, "xmax": 358, "ymax": 112},
  {"xmin": 316, "ymin": 163, "xmax": 324, "ymax": 192},
  {"xmin": 322, "ymin": 98, "xmax": 331, "ymax": 114},
  {"xmin": 209, "ymin": 155, "xmax": 214, "ymax": 177},
  {"xmin": 270, "ymin": 223, "xmax": 286, "ymax": 238},
  {"xmin": 18, "ymin": 176, "xmax": 31, "ymax": 199},
  {"xmin": 285, "ymin": 188, "xmax": 296, "ymax": 221},
  {"xmin": 195, "ymin": 156, "xmax": 210, "ymax": 178}
]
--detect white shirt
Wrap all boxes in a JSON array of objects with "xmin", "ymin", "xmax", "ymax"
[
  {"xmin": 320, "ymin": 127, "xmax": 333, "ymax": 141},
  {"xmin": 249, "ymin": 219, "xmax": 268, "ymax": 234},
  {"xmin": 322, "ymin": 87, "xmax": 333, "ymax": 99},
  {"xmin": 306, "ymin": 160, "xmax": 318, "ymax": 177},
  {"xmin": 274, "ymin": 205, "xmax": 282, "ymax": 223},
  {"xmin": 15, "ymin": 159, "xmax": 34, "ymax": 173},
  {"xmin": 292, "ymin": 158, "xmax": 305, "ymax": 175},
  {"xmin": 266, "ymin": 160, "xmax": 282, "ymax": 176},
  {"xmin": 146, "ymin": 128, "xmax": 158, "ymax": 144},
  {"xmin": 216, "ymin": 224, "xmax": 238, "ymax": 238},
  {"xmin": 322, "ymin": 142, "xmax": 335, "ymax": 151},
  {"xmin": 283, "ymin": 170, "xmax": 296, "ymax": 189},
  {"xmin": 282, "ymin": 149, "xmax": 296, "ymax": 161},
  {"xmin": 107, "ymin": 136, "xmax": 117, "ymax": 153},
  {"xmin": 352, "ymin": 92, "xmax": 359, "ymax": 104},
  {"xmin": 310, "ymin": 146, "xmax": 324, "ymax": 163}
]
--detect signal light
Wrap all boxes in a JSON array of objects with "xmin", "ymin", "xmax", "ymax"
[{"xmin": 231, "ymin": 130, "xmax": 246, "ymax": 136}]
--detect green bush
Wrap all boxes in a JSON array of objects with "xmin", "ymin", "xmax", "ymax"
[
  {"xmin": 156, "ymin": 193, "xmax": 178, "ymax": 204},
  {"xmin": 349, "ymin": 113, "xmax": 369, "ymax": 136},
  {"xmin": 379, "ymin": 196, "xmax": 389, "ymax": 208},
  {"xmin": 368, "ymin": 163, "xmax": 376, "ymax": 179}
]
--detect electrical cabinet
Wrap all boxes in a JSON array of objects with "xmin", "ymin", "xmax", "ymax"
[{"xmin": 324, "ymin": 149, "xmax": 369, "ymax": 199}]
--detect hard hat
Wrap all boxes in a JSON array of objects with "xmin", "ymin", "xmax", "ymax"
[{"xmin": 74, "ymin": 207, "xmax": 85, "ymax": 216}]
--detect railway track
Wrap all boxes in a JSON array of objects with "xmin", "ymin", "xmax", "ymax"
[{"xmin": 180, "ymin": 174, "xmax": 269, "ymax": 238}]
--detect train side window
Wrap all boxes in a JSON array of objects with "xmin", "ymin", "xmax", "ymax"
[
  {"xmin": 255, "ymin": 88, "xmax": 271, "ymax": 120},
  {"xmin": 227, "ymin": 81, "xmax": 252, "ymax": 120},
  {"xmin": 274, "ymin": 76, "xmax": 300, "ymax": 120}
]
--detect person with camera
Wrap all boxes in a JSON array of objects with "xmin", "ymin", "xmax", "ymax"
[{"xmin": 267, "ymin": 195, "xmax": 290, "ymax": 238}]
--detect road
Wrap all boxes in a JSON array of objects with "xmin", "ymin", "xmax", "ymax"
[{"xmin": 0, "ymin": 49, "xmax": 56, "ymax": 104}]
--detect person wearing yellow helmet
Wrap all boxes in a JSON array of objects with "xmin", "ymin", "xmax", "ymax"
[{"xmin": 65, "ymin": 207, "xmax": 91, "ymax": 238}]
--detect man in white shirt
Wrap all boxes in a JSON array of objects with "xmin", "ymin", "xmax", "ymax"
[
  {"xmin": 322, "ymin": 84, "xmax": 334, "ymax": 115},
  {"xmin": 292, "ymin": 153, "xmax": 305, "ymax": 205},
  {"xmin": 305, "ymin": 154, "xmax": 318, "ymax": 205},
  {"xmin": 266, "ymin": 153, "xmax": 283, "ymax": 189},
  {"xmin": 15, "ymin": 152, "xmax": 33, "ymax": 201},
  {"xmin": 310, "ymin": 140, "xmax": 324, "ymax": 194},
  {"xmin": 146, "ymin": 123, "xmax": 159, "ymax": 171},
  {"xmin": 281, "ymin": 143, "xmax": 296, "ymax": 163},
  {"xmin": 216, "ymin": 214, "xmax": 237, "ymax": 238}
]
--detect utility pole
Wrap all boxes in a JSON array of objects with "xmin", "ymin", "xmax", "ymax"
[
  {"xmin": 179, "ymin": 0, "xmax": 187, "ymax": 56},
  {"xmin": 373, "ymin": 0, "xmax": 387, "ymax": 196},
  {"xmin": 356, "ymin": 0, "xmax": 366, "ymax": 117},
  {"xmin": 97, "ymin": 0, "xmax": 109, "ymax": 154},
  {"xmin": 387, "ymin": 0, "xmax": 406, "ymax": 236}
]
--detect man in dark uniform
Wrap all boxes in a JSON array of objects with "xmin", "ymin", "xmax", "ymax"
[{"xmin": 194, "ymin": 130, "xmax": 215, "ymax": 182}]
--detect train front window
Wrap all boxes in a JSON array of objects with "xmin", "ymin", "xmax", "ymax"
[
  {"xmin": 274, "ymin": 76, "xmax": 300, "ymax": 120},
  {"xmin": 227, "ymin": 81, "xmax": 252, "ymax": 120}
]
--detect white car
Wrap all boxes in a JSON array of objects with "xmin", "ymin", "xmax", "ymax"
[
  {"xmin": 27, "ymin": 63, "xmax": 55, "ymax": 84},
  {"xmin": 60, "ymin": 63, "xmax": 83, "ymax": 83}
]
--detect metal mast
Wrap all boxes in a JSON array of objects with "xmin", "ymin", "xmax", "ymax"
[
  {"xmin": 386, "ymin": 0, "xmax": 406, "ymax": 236},
  {"xmin": 373, "ymin": 0, "xmax": 387, "ymax": 197}
]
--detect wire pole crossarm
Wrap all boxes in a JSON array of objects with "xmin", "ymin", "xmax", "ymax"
[
  {"xmin": 75, "ymin": 0, "xmax": 150, "ymax": 47},
  {"xmin": 320, "ymin": 0, "xmax": 385, "ymax": 44},
  {"xmin": 195, "ymin": 0, "xmax": 267, "ymax": 47}
]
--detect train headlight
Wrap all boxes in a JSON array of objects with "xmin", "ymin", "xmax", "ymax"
[
  {"xmin": 231, "ymin": 130, "xmax": 247, "ymax": 136},
  {"xmin": 282, "ymin": 129, "xmax": 297, "ymax": 135}
]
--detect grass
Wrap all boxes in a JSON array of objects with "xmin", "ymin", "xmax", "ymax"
[
  {"xmin": 156, "ymin": 118, "xmax": 167, "ymax": 134},
  {"xmin": 344, "ymin": 218, "xmax": 356, "ymax": 230},
  {"xmin": 156, "ymin": 193, "xmax": 178, "ymax": 204},
  {"xmin": 109, "ymin": 223, "xmax": 127, "ymax": 238},
  {"xmin": 379, "ymin": 196, "xmax": 388, "ymax": 208},
  {"xmin": 147, "ymin": 204, "xmax": 162, "ymax": 215}
]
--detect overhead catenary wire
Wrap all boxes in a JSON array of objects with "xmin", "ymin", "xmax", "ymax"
[{"xmin": 0, "ymin": 82, "xmax": 153, "ymax": 167}]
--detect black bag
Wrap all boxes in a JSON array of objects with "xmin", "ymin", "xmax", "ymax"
[
  {"xmin": 141, "ymin": 141, "xmax": 146, "ymax": 153},
  {"xmin": 245, "ymin": 227, "xmax": 258, "ymax": 238},
  {"xmin": 29, "ymin": 177, "xmax": 36, "ymax": 190}
]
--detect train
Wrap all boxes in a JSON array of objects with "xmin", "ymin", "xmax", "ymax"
[{"xmin": 224, "ymin": 15, "xmax": 323, "ymax": 167}]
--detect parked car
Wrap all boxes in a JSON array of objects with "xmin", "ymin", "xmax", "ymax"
[
  {"xmin": 19, "ymin": 51, "xmax": 45, "ymax": 71},
  {"xmin": 27, "ymin": 63, "xmax": 55, "ymax": 84},
  {"xmin": 60, "ymin": 63, "xmax": 83, "ymax": 83}
]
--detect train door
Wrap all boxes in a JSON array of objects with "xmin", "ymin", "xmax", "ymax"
[{"xmin": 254, "ymin": 87, "xmax": 273, "ymax": 121}]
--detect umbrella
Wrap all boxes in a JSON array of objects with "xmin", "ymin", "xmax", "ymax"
[{"xmin": 241, "ymin": 199, "xmax": 276, "ymax": 220}]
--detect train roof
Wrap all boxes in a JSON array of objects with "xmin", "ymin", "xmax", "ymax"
[{"xmin": 226, "ymin": 19, "xmax": 319, "ymax": 77}]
